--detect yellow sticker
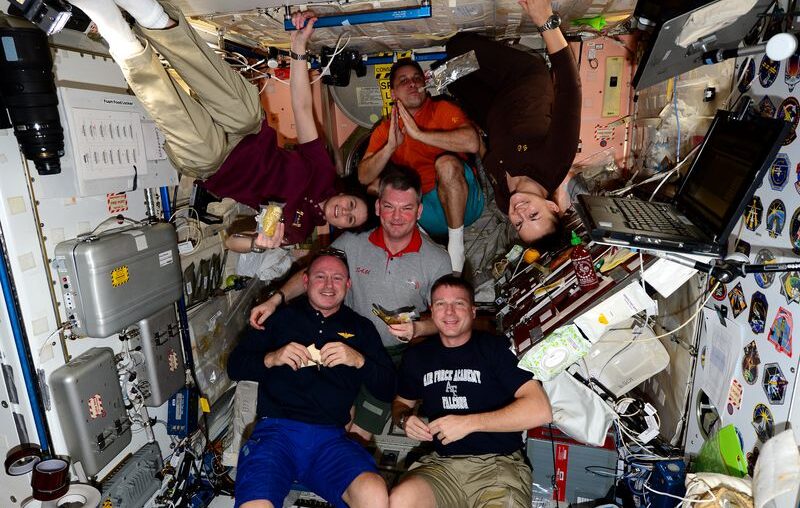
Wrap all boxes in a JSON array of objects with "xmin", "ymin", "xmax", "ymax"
[
  {"xmin": 102, "ymin": 500, "xmax": 113, "ymax": 508},
  {"xmin": 110, "ymin": 266, "xmax": 129, "ymax": 287},
  {"xmin": 199, "ymin": 397, "xmax": 210, "ymax": 413},
  {"xmin": 374, "ymin": 63, "xmax": 393, "ymax": 80},
  {"xmin": 374, "ymin": 63, "xmax": 395, "ymax": 118},
  {"xmin": 598, "ymin": 314, "xmax": 609, "ymax": 324}
]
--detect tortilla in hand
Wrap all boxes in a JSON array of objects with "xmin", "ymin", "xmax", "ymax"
[{"xmin": 304, "ymin": 344, "xmax": 322, "ymax": 369}]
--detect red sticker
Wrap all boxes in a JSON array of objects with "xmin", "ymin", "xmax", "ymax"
[
  {"xmin": 87, "ymin": 394, "xmax": 106, "ymax": 419},
  {"xmin": 727, "ymin": 379, "xmax": 743, "ymax": 414},
  {"xmin": 107, "ymin": 193, "xmax": 128, "ymax": 214},
  {"xmin": 554, "ymin": 444, "xmax": 568, "ymax": 502}
]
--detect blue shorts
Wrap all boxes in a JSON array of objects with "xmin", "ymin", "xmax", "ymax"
[
  {"xmin": 419, "ymin": 162, "xmax": 485, "ymax": 237},
  {"xmin": 234, "ymin": 418, "xmax": 378, "ymax": 508}
]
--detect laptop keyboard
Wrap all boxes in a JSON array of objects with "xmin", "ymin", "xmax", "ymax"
[{"xmin": 615, "ymin": 199, "xmax": 692, "ymax": 235}]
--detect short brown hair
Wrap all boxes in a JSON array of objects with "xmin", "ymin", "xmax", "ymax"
[
  {"xmin": 431, "ymin": 275, "xmax": 475, "ymax": 303},
  {"xmin": 378, "ymin": 165, "xmax": 422, "ymax": 202},
  {"xmin": 389, "ymin": 58, "xmax": 424, "ymax": 88}
]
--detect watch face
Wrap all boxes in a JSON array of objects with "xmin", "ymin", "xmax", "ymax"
[{"xmin": 540, "ymin": 13, "xmax": 561, "ymax": 31}]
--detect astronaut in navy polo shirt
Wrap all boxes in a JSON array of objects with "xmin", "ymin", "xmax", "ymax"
[
  {"xmin": 227, "ymin": 252, "xmax": 395, "ymax": 508},
  {"xmin": 390, "ymin": 275, "xmax": 552, "ymax": 508}
]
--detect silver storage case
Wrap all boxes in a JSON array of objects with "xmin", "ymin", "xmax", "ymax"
[
  {"xmin": 128, "ymin": 306, "xmax": 186, "ymax": 407},
  {"xmin": 50, "ymin": 347, "xmax": 131, "ymax": 476},
  {"xmin": 53, "ymin": 222, "xmax": 182, "ymax": 338}
]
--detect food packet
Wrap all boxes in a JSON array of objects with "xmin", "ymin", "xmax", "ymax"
[
  {"xmin": 255, "ymin": 202, "xmax": 285, "ymax": 237},
  {"xmin": 371, "ymin": 303, "xmax": 420, "ymax": 325},
  {"xmin": 424, "ymin": 50, "xmax": 479, "ymax": 96}
]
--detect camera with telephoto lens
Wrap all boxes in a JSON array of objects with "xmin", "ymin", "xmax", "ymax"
[{"xmin": 0, "ymin": 23, "xmax": 65, "ymax": 174}]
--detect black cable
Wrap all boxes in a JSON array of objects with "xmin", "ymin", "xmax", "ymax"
[
  {"xmin": 128, "ymin": 164, "xmax": 138, "ymax": 192},
  {"xmin": 548, "ymin": 424, "xmax": 560, "ymax": 503}
]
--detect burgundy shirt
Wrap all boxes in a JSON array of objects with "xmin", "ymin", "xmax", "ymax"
[{"xmin": 201, "ymin": 120, "xmax": 336, "ymax": 245}]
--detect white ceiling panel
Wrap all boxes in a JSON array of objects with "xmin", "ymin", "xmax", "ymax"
[{"xmin": 176, "ymin": 0, "xmax": 636, "ymax": 53}]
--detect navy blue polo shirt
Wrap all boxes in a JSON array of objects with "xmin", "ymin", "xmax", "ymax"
[{"xmin": 228, "ymin": 296, "xmax": 396, "ymax": 426}]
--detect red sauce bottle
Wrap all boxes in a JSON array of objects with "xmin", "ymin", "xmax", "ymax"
[{"xmin": 570, "ymin": 231, "xmax": 599, "ymax": 291}]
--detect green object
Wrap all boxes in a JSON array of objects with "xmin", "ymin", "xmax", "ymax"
[
  {"xmin": 694, "ymin": 424, "xmax": 747, "ymax": 477},
  {"xmin": 225, "ymin": 275, "xmax": 237, "ymax": 287},
  {"xmin": 570, "ymin": 230, "xmax": 582, "ymax": 246},
  {"xmin": 572, "ymin": 15, "xmax": 607, "ymax": 30}
]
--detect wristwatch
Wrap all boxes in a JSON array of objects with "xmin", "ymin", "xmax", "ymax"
[
  {"xmin": 398, "ymin": 413, "xmax": 410, "ymax": 431},
  {"xmin": 268, "ymin": 289, "xmax": 286, "ymax": 306},
  {"xmin": 537, "ymin": 13, "xmax": 561, "ymax": 33},
  {"xmin": 250, "ymin": 235, "xmax": 265, "ymax": 253},
  {"xmin": 289, "ymin": 49, "xmax": 309, "ymax": 61}
]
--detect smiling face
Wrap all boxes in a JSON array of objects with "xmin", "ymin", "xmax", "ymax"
[
  {"xmin": 391, "ymin": 64, "xmax": 427, "ymax": 110},
  {"xmin": 431, "ymin": 284, "xmax": 476, "ymax": 346},
  {"xmin": 303, "ymin": 255, "xmax": 350, "ymax": 316},
  {"xmin": 508, "ymin": 191, "xmax": 560, "ymax": 243},
  {"xmin": 376, "ymin": 186, "xmax": 421, "ymax": 244},
  {"xmin": 323, "ymin": 194, "xmax": 368, "ymax": 230}
]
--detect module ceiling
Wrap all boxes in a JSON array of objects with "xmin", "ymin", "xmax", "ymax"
[{"xmin": 172, "ymin": 0, "xmax": 636, "ymax": 54}]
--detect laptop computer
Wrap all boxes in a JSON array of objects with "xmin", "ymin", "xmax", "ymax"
[{"xmin": 575, "ymin": 110, "xmax": 789, "ymax": 256}]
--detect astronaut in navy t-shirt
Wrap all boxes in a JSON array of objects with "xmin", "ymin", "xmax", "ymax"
[{"xmin": 390, "ymin": 275, "xmax": 552, "ymax": 508}]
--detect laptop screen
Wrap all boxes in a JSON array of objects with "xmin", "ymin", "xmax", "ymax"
[{"xmin": 676, "ymin": 111, "xmax": 789, "ymax": 241}]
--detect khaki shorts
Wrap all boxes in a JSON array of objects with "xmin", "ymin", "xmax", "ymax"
[{"xmin": 406, "ymin": 450, "xmax": 532, "ymax": 508}]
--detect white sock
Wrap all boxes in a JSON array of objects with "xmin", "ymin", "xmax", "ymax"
[
  {"xmin": 71, "ymin": 0, "xmax": 143, "ymax": 59},
  {"xmin": 447, "ymin": 226, "xmax": 465, "ymax": 274},
  {"xmin": 114, "ymin": 0, "xmax": 170, "ymax": 29}
]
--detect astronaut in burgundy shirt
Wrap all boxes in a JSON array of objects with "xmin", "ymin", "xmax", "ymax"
[
  {"xmin": 69, "ymin": 0, "xmax": 369, "ymax": 251},
  {"xmin": 202, "ymin": 12, "xmax": 369, "ymax": 250}
]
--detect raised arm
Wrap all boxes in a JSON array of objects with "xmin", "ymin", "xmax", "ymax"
[
  {"xmin": 358, "ymin": 107, "xmax": 404, "ymax": 186},
  {"xmin": 518, "ymin": 0, "xmax": 568, "ymax": 54},
  {"xmin": 290, "ymin": 11, "xmax": 318, "ymax": 144},
  {"xmin": 396, "ymin": 101, "xmax": 480, "ymax": 154},
  {"xmin": 518, "ymin": 0, "xmax": 581, "ymax": 170}
]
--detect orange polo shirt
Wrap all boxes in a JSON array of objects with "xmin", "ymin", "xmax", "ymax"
[{"xmin": 366, "ymin": 98, "xmax": 470, "ymax": 194}]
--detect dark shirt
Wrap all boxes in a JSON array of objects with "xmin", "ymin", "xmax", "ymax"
[
  {"xmin": 201, "ymin": 121, "xmax": 336, "ymax": 245},
  {"xmin": 397, "ymin": 331, "xmax": 534, "ymax": 456},
  {"xmin": 447, "ymin": 33, "xmax": 581, "ymax": 213},
  {"xmin": 227, "ymin": 296, "xmax": 396, "ymax": 426},
  {"xmin": 481, "ymin": 47, "xmax": 582, "ymax": 214}
]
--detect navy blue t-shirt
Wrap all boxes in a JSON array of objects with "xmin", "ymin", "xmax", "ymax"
[
  {"xmin": 227, "ymin": 297, "xmax": 396, "ymax": 426},
  {"xmin": 397, "ymin": 331, "xmax": 534, "ymax": 456}
]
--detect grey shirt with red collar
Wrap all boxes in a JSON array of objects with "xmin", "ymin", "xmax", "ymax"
[{"xmin": 332, "ymin": 227, "xmax": 452, "ymax": 348}]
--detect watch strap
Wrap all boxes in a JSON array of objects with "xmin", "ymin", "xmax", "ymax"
[
  {"xmin": 269, "ymin": 289, "xmax": 286, "ymax": 305},
  {"xmin": 289, "ymin": 49, "xmax": 309, "ymax": 61},
  {"xmin": 250, "ymin": 235, "xmax": 266, "ymax": 253},
  {"xmin": 537, "ymin": 13, "xmax": 561, "ymax": 33}
]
